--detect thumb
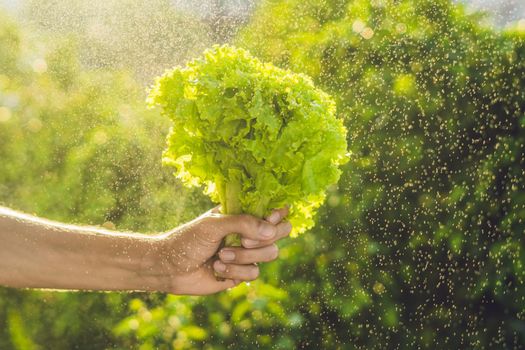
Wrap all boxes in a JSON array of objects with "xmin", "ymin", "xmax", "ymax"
[{"xmin": 198, "ymin": 213, "xmax": 277, "ymax": 243}]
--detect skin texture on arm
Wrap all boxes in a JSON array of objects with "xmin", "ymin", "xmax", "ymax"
[{"xmin": 0, "ymin": 206, "xmax": 292, "ymax": 295}]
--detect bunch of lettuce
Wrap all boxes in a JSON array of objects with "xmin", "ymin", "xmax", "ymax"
[{"xmin": 148, "ymin": 45, "xmax": 348, "ymax": 244}]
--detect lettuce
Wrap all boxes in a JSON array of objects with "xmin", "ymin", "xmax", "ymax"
[{"xmin": 148, "ymin": 45, "xmax": 348, "ymax": 243}]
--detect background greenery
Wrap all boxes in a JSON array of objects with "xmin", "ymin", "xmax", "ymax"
[{"xmin": 1, "ymin": 0, "xmax": 525, "ymax": 348}]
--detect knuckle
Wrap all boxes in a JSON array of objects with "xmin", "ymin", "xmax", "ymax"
[
  {"xmin": 239, "ymin": 214, "xmax": 256, "ymax": 233},
  {"xmin": 255, "ymin": 218, "xmax": 265, "ymax": 234}
]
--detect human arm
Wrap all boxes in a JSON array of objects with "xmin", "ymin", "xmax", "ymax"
[{"xmin": 0, "ymin": 206, "xmax": 291, "ymax": 295}]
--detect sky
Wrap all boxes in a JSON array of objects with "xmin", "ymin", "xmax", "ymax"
[
  {"xmin": 463, "ymin": 0, "xmax": 525, "ymax": 25},
  {"xmin": 0, "ymin": 0, "xmax": 524, "ymax": 26}
]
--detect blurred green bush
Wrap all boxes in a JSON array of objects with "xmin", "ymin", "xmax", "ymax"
[
  {"xmin": 236, "ymin": 0, "xmax": 525, "ymax": 348},
  {"xmin": 0, "ymin": 9, "xmax": 209, "ymax": 349},
  {"xmin": 1, "ymin": 0, "xmax": 525, "ymax": 349}
]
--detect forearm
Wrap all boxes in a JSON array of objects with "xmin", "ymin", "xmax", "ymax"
[{"xmin": 0, "ymin": 206, "xmax": 163, "ymax": 292}]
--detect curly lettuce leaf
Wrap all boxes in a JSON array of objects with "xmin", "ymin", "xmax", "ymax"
[{"xmin": 149, "ymin": 45, "xmax": 348, "ymax": 236}]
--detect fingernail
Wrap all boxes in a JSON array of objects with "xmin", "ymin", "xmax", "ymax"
[
  {"xmin": 220, "ymin": 250, "xmax": 235, "ymax": 261},
  {"xmin": 267, "ymin": 211, "xmax": 281, "ymax": 224},
  {"xmin": 260, "ymin": 224, "xmax": 275, "ymax": 238},
  {"xmin": 214, "ymin": 261, "xmax": 226, "ymax": 272},
  {"xmin": 243, "ymin": 239, "xmax": 259, "ymax": 247},
  {"xmin": 284, "ymin": 221, "xmax": 293, "ymax": 234}
]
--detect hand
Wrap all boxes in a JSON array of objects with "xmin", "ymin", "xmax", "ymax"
[{"xmin": 147, "ymin": 207, "xmax": 292, "ymax": 295}]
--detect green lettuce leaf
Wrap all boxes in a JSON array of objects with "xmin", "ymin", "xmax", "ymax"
[{"xmin": 148, "ymin": 44, "xmax": 348, "ymax": 236}]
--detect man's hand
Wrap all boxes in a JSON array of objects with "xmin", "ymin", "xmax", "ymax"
[{"xmin": 147, "ymin": 207, "xmax": 292, "ymax": 295}]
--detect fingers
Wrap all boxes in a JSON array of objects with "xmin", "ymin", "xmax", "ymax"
[
  {"xmin": 207, "ymin": 207, "xmax": 291, "ymax": 288},
  {"xmin": 213, "ymin": 260, "xmax": 260, "ymax": 281},
  {"xmin": 218, "ymin": 244, "xmax": 279, "ymax": 265},
  {"xmin": 241, "ymin": 221, "xmax": 292, "ymax": 248}
]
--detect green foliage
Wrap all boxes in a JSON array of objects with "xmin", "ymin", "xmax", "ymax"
[
  {"xmin": 0, "ymin": 8, "xmax": 208, "ymax": 349},
  {"xmin": 0, "ymin": 7, "xmax": 207, "ymax": 230},
  {"xmin": 149, "ymin": 45, "xmax": 348, "ymax": 234},
  {"xmin": 113, "ymin": 282, "xmax": 292, "ymax": 349},
  {"xmin": 235, "ymin": 0, "xmax": 525, "ymax": 347}
]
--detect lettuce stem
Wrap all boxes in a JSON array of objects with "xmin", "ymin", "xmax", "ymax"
[
  {"xmin": 223, "ymin": 180, "xmax": 243, "ymax": 247},
  {"xmin": 222, "ymin": 181, "xmax": 270, "ymax": 247}
]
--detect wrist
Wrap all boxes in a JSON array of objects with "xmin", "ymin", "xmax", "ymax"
[
  {"xmin": 137, "ymin": 233, "xmax": 177, "ymax": 294},
  {"xmin": 134, "ymin": 234, "xmax": 170, "ymax": 293},
  {"xmin": 90, "ymin": 232, "xmax": 170, "ymax": 293}
]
